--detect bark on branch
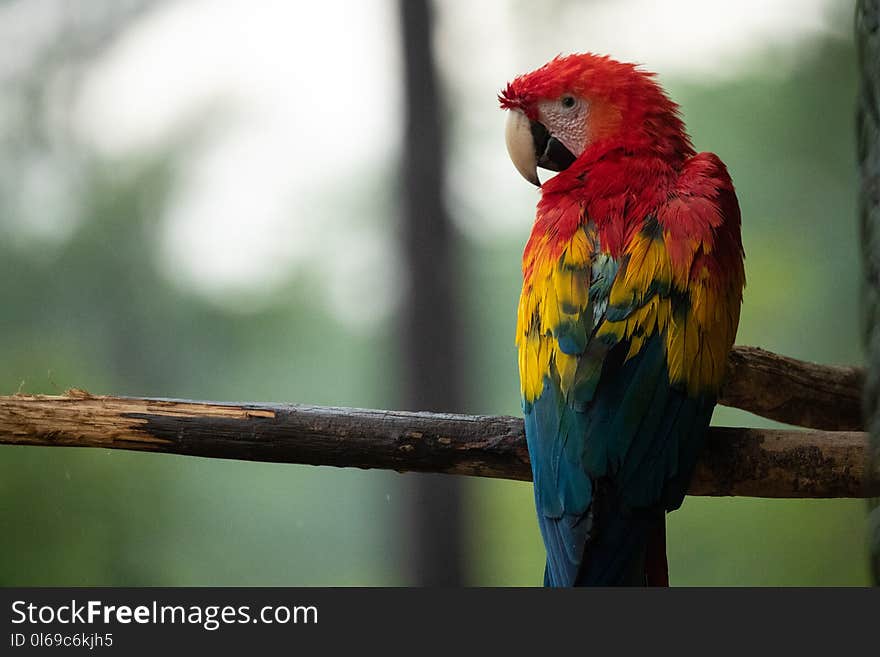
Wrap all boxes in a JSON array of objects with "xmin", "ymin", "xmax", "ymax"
[
  {"xmin": 721, "ymin": 346, "xmax": 863, "ymax": 431},
  {"xmin": 0, "ymin": 391, "xmax": 875, "ymax": 498}
]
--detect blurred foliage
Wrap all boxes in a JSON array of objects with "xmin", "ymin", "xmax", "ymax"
[
  {"xmin": 0, "ymin": 3, "xmax": 871, "ymax": 585},
  {"xmin": 0, "ymin": 155, "xmax": 403, "ymax": 585}
]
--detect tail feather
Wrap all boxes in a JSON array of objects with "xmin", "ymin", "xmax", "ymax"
[
  {"xmin": 562, "ymin": 484, "xmax": 666, "ymax": 586},
  {"xmin": 645, "ymin": 514, "xmax": 669, "ymax": 586}
]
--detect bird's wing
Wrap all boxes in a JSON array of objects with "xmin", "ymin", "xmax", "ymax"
[{"xmin": 519, "ymin": 153, "xmax": 744, "ymax": 585}]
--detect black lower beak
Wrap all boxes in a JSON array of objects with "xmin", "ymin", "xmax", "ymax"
[{"xmin": 530, "ymin": 121, "xmax": 577, "ymax": 172}]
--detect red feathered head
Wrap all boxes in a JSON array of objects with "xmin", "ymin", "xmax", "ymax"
[{"xmin": 500, "ymin": 54, "xmax": 690, "ymax": 186}]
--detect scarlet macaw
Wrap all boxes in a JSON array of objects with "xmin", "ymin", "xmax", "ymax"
[{"xmin": 500, "ymin": 54, "xmax": 745, "ymax": 586}]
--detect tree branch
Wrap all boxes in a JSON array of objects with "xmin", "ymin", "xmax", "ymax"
[
  {"xmin": 0, "ymin": 391, "xmax": 875, "ymax": 498},
  {"xmin": 721, "ymin": 346, "xmax": 863, "ymax": 430}
]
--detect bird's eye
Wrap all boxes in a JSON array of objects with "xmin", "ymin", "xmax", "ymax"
[{"xmin": 561, "ymin": 96, "xmax": 576, "ymax": 109}]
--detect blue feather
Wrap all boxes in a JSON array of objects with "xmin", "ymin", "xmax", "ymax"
[{"xmin": 523, "ymin": 333, "xmax": 716, "ymax": 586}]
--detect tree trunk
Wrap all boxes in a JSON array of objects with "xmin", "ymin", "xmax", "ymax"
[
  {"xmin": 397, "ymin": 0, "xmax": 465, "ymax": 586},
  {"xmin": 856, "ymin": 0, "xmax": 880, "ymax": 584}
]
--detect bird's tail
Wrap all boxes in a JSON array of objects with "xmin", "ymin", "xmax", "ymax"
[
  {"xmin": 645, "ymin": 514, "xmax": 669, "ymax": 586},
  {"xmin": 573, "ymin": 486, "xmax": 668, "ymax": 586}
]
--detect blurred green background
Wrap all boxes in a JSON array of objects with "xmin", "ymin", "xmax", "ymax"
[{"xmin": 0, "ymin": 0, "xmax": 869, "ymax": 585}]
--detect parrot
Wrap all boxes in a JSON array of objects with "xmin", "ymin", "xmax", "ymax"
[{"xmin": 499, "ymin": 53, "xmax": 745, "ymax": 586}]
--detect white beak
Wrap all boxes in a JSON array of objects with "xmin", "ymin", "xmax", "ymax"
[{"xmin": 505, "ymin": 110, "xmax": 540, "ymax": 187}]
